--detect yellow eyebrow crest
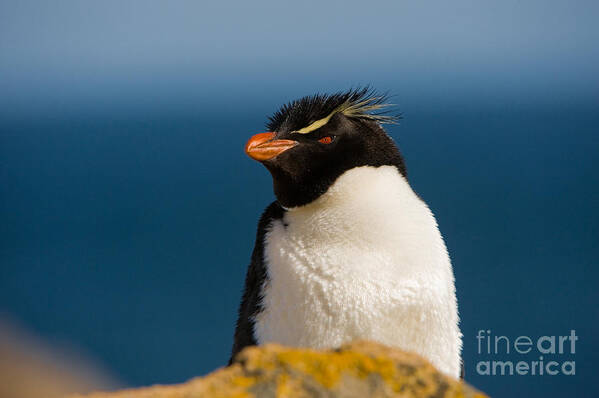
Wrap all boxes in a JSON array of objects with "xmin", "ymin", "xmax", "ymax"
[
  {"xmin": 293, "ymin": 107, "xmax": 341, "ymax": 135},
  {"xmin": 291, "ymin": 97, "xmax": 395, "ymax": 135}
]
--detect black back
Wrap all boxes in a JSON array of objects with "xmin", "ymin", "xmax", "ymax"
[{"xmin": 229, "ymin": 201, "xmax": 285, "ymax": 363}]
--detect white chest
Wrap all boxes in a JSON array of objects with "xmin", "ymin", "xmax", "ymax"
[{"xmin": 253, "ymin": 166, "xmax": 462, "ymax": 377}]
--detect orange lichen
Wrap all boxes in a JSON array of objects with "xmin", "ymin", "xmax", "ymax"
[{"xmin": 70, "ymin": 341, "xmax": 487, "ymax": 398}]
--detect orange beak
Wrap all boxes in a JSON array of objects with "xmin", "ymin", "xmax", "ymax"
[{"xmin": 245, "ymin": 132, "xmax": 298, "ymax": 161}]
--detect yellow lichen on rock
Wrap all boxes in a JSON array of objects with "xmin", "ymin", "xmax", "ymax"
[{"xmin": 72, "ymin": 340, "xmax": 487, "ymax": 398}]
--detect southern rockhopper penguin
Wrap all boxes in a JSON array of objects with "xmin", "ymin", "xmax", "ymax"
[{"xmin": 230, "ymin": 88, "xmax": 463, "ymax": 378}]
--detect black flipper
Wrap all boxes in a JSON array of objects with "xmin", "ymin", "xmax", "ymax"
[{"xmin": 229, "ymin": 201, "xmax": 285, "ymax": 364}]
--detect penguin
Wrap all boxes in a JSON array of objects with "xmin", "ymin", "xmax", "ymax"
[{"xmin": 230, "ymin": 88, "xmax": 462, "ymax": 378}]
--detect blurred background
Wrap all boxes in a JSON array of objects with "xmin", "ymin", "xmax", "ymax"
[{"xmin": 1, "ymin": 1, "xmax": 597, "ymax": 396}]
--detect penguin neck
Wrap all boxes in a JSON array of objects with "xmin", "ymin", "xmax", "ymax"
[{"xmin": 284, "ymin": 165, "xmax": 411, "ymax": 216}]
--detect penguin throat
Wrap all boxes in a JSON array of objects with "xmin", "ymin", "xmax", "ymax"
[{"xmin": 279, "ymin": 166, "xmax": 400, "ymax": 215}]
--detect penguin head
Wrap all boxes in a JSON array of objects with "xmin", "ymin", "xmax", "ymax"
[{"xmin": 245, "ymin": 88, "xmax": 406, "ymax": 208}]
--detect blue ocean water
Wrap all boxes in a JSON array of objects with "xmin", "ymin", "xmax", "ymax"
[{"xmin": 1, "ymin": 105, "xmax": 597, "ymax": 396}]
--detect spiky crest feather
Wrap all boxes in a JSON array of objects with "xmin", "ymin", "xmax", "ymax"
[{"xmin": 266, "ymin": 87, "xmax": 399, "ymax": 133}]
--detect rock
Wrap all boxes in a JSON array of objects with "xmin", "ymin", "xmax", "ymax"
[{"xmin": 73, "ymin": 340, "xmax": 487, "ymax": 398}]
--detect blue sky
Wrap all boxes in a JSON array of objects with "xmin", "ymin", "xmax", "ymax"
[{"xmin": 1, "ymin": 0, "xmax": 597, "ymax": 116}]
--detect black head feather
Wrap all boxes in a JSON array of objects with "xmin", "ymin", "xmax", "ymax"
[{"xmin": 266, "ymin": 87, "xmax": 399, "ymax": 133}]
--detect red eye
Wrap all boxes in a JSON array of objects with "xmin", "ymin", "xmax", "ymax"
[{"xmin": 318, "ymin": 136, "xmax": 333, "ymax": 144}]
